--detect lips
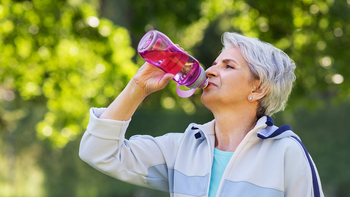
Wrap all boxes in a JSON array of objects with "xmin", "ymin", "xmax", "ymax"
[
  {"xmin": 208, "ymin": 81, "xmax": 217, "ymax": 86},
  {"xmin": 206, "ymin": 81, "xmax": 217, "ymax": 88}
]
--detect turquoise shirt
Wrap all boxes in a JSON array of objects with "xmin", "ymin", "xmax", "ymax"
[{"xmin": 208, "ymin": 148, "xmax": 234, "ymax": 197}]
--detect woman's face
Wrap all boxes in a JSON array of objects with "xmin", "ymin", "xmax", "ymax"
[{"xmin": 201, "ymin": 46, "xmax": 257, "ymax": 110}]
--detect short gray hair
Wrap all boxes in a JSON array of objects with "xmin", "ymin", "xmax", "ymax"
[{"xmin": 222, "ymin": 32, "xmax": 296, "ymax": 117}]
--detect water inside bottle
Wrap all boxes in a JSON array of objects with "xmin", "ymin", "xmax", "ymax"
[{"xmin": 139, "ymin": 45, "xmax": 200, "ymax": 86}]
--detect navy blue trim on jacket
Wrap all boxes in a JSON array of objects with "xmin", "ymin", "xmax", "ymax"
[{"xmin": 291, "ymin": 136, "xmax": 321, "ymax": 197}]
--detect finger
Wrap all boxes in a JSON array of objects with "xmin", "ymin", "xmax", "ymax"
[
  {"xmin": 164, "ymin": 73, "xmax": 175, "ymax": 81},
  {"xmin": 159, "ymin": 73, "xmax": 175, "ymax": 88},
  {"xmin": 175, "ymin": 44, "xmax": 185, "ymax": 51},
  {"xmin": 153, "ymin": 38, "xmax": 162, "ymax": 50}
]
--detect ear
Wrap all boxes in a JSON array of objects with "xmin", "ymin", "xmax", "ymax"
[{"xmin": 250, "ymin": 80, "xmax": 269, "ymax": 101}]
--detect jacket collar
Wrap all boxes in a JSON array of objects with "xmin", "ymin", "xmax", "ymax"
[
  {"xmin": 191, "ymin": 116, "xmax": 298, "ymax": 143},
  {"xmin": 191, "ymin": 116, "xmax": 270, "ymax": 138}
]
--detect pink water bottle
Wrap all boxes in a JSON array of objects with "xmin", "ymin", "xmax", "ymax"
[{"xmin": 137, "ymin": 30, "xmax": 208, "ymax": 98}]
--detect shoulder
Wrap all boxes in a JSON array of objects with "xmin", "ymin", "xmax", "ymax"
[
  {"xmin": 258, "ymin": 127, "xmax": 313, "ymax": 175},
  {"xmin": 274, "ymin": 136, "xmax": 314, "ymax": 183},
  {"xmin": 278, "ymin": 136, "xmax": 309, "ymax": 159},
  {"xmin": 268, "ymin": 136, "xmax": 310, "ymax": 164},
  {"xmin": 258, "ymin": 123, "xmax": 309, "ymax": 161},
  {"xmin": 279, "ymin": 137, "xmax": 323, "ymax": 196}
]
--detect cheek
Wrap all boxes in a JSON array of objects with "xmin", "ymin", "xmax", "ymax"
[{"xmin": 223, "ymin": 74, "xmax": 252, "ymax": 95}]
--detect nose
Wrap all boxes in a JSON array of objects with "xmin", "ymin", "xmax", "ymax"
[{"xmin": 205, "ymin": 66, "xmax": 218, "ymax": 78}]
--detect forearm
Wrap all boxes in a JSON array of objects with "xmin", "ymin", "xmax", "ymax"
[
  {"xmin": 100, "ymin": 79, "xmax": 147, "ymax": 121},
  {"xmin": 79, "ymin": 110, "xmax": 181, "ymax": 190}
]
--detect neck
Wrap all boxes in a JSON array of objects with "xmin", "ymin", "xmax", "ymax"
[{"xmin": 213, "ymin": 107, "xmax": 258, "ymax": 152}]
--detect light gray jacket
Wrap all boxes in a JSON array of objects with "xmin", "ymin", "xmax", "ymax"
[{"xmin": 79, "ymin": 108, "xmax": 324, "ymax": 197}]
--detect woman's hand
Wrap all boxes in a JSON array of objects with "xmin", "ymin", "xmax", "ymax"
[
  {"xmin": 132, "ymin": 62, "xmax": 174, "ymax": 95},
  {"xmin": 100, "ymin": 63, "xmax": 173, "ymax": 121}
]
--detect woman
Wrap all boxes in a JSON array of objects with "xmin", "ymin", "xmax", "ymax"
[{"xmin": 79, "ymin": 32, "xmax": 324, "ymax": 197}]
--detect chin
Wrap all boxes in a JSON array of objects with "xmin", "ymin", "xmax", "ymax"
[{"xmin": 201, "ymin": 92, "xmax": 216, "ymax": 109}]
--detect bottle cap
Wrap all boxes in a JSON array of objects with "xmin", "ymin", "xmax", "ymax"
[
  {"xmin": 176, "ymin": 66, "xmax": 208, "ymax": 98},
  {"xmin": 186, "ymin": 66, "xmax": 208, "ymax": 89}
]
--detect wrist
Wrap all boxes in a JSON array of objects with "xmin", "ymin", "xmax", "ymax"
[
  {"xmin": 129, "ymin": 78, "xmax": 149, "ymax": 99},
  {"xmin": 99, "ymin": 79, "xmax": 147, "ymax": 121}
]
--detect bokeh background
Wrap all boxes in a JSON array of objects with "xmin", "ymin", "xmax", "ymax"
[{"xmin": 1, "ymin": 0, "xmax": 350, "ymax": 196}]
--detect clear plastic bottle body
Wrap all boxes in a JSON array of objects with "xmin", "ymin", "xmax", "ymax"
[{"xmin": 138, "ymin": 30, "xmax": 207, "ymax": 88}]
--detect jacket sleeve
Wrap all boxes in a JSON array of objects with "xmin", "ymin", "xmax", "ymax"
[
  {"xmin": 79, "ymin": 108, "xmax": 183, "ymax": 191},
  {"xmin": 284, "ymin": 137, "xmax": 325, "ymax": 197}
]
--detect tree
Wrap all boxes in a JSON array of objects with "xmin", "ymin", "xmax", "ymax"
[{"xmin": 0, "ymin": 0, "xmax": 137, "ymax": 148}]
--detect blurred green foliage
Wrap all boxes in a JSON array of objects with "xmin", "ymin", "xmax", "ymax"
[
  {"xmin": 0, "ymin": 0, "xmax": 138, "ymax": 148},
  {"xmin": 1, "ymin": 0, "xmax": 350, "ymax": 196}
]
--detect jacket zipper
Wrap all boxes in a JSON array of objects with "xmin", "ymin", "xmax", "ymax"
[{"xmin": 203, "ymin": 131, "xmax": 215, "ymax": 197}]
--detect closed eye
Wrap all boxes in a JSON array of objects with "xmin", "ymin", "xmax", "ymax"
[
  {"xmin": 226, "ymin": 64, "xmax": 235, "ymax": 69},
  {"xmin": 223, "ymin": 59, "xmax": 238, "ymax": 69}
]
